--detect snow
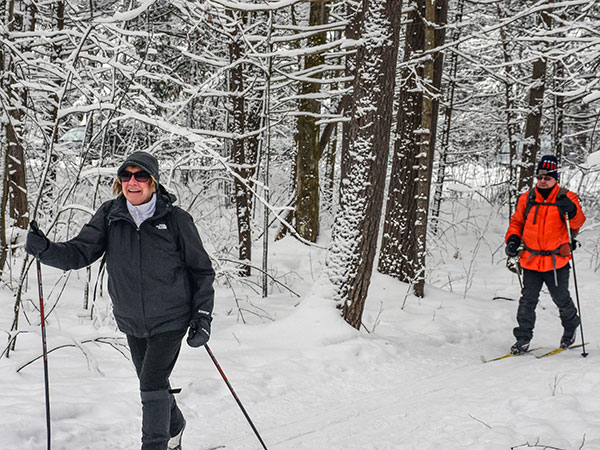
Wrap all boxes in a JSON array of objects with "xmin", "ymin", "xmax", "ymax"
[
  {"xmin": 582, "ymin": 91, "xmax": 600, "ymax": 104},
  {"xmin": 585, "ymin": 151, "xmax": 600, "ymax": 168},
  {"xmin": 1, "ymin": 205, "xmax": 600, "ymax": 450}
]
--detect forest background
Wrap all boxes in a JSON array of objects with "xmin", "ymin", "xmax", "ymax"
[{"xmin": 1, "ymin": 0, "xmax": 599, "ymax": 328}]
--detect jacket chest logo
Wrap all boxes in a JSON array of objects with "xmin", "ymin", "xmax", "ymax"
[{"xmin": 156, "ymin": 223, "xmax": 168, "ymax": 230}]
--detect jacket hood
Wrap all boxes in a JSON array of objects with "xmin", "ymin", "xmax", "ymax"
[{"xmin": 157, "ymin": 184, "xmax": 177, "ymax": 204}]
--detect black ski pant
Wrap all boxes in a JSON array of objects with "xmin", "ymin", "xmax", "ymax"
[
  {"xmin": 127, "ymin": 329, "xmax": 187, "ymax": 450},
  {"xmin": 513, "ymin": 265, "xmax": 580, "ymax": 342}
]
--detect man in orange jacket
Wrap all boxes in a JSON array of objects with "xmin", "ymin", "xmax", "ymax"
[{"xmin": 505, "ymin": 155, "xmax": 586, "ymax": 354}]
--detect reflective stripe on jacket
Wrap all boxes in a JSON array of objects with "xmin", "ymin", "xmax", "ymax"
[{"xmin": 506, "ymin": 184, "xmax": 585, "ymax": 272}]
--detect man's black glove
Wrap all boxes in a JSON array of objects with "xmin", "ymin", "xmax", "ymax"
[
  {"xmin": 571, "ymin": 238, "xmax": 579, "ymax": 252},
  {"xmin": 505, "ymin": 234, "xmax": 521, "ymax": 257},
  {"xmin": 187, "ymin": 315, "xmax": 211, "ymax": 348},
  {"xmin": 25, "ymin": 221, "xmax": 49, "ymax": 257},
  {"xmin": 556, "ymin": 195, "xmax": 577, "ymax": 219}
]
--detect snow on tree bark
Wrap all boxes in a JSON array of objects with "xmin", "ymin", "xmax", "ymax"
[
  {"xmin": 327, "ymin": 0, "xmax": 402, "ymax": 329},
  {"xmin": 228, "ymin": 11, "xmax": 253, "ymax": 276},
  {"xmin": 518, "ymin": 3, "xmax": 553, "ymax": 193},
  {"xmin": 378, "ymin": 0, "xmax": 448, "ymax": 298}
]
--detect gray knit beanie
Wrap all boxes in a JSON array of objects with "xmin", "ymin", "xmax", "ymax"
[{"xmin": 117, "ymin": 151, "xmax": 160, "ymax": 184}]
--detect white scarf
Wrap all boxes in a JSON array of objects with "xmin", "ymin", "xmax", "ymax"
[{"xmin": 126, "ymin": 193, "xmax": 157, "ymax": 227}]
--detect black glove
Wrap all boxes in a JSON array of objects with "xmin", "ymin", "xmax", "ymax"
[
  {"xmin": 571, "ymin": 238, "xmax": 579, "ymax": 252},
  {"xmin": 25, "ymin": 221, "xmax": 49, "ymax": 257},
  {"xmin": 187, "ymin": 315, "xmax": 211, "ymax": 348},
  {"xmin": 556, "ymin": 195, "xmax": 577, "ymax": 219},
  {"xmin": 505, "ymin": 234, "xmax": 521, "ymax": 257}
]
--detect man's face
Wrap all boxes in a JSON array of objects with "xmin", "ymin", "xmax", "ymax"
[
  {"xmin": 120, "ymin": 166, "xmax": 155, "ymax": 205},
  {"xmin": 536, "ymin": 174, "xmax": 557, "ymax": 190}
]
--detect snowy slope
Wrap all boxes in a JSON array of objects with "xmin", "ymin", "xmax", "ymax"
[{"xmin": 1, "ymin": 208, "xmax": 599, "ymax": 450}]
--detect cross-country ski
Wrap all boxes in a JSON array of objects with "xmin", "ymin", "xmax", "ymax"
[
  {"xmin": 481, "ymin": 347, "xmax": 543, "ymax": 363},
  {"xmin": 534, "ymin": 343, "xmax": 590, "ymax": 359}
]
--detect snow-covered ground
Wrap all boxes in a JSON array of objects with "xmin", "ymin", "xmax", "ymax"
[{"xmin": 1, "ymin": 201, "xmax": 599, "ymax": 450}]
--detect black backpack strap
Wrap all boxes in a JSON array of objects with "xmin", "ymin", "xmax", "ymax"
[
  {"xmin": 556, "ymin": 187, "xmax": 569, "ymax": 199},
  {"xmin": 523, "ymin": 187, "xmax": 570, "ymax": 225},
  {"xmin": 523, "ymin": 188, "xmax": 538, "ymax": 224}
]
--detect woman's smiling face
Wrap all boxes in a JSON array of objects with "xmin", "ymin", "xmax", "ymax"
[{"xmin": 120, "ymin": 166, "xmax": 155, "ymax": 205}]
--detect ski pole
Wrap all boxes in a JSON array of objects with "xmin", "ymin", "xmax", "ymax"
[
  {"xmin": 204, "ymin": 344, "xmax": 268, "ymax": 450},
  {"xmin": 564, "ymin": 215, "xmax": 588, "ymax": 357},
  {"xmin": 515, "ymin": 257, "xmax": 523, "ymax": 290},
  {"xmin": 31, "ymin": 220, "xmax": 52, "ymax": 449}
]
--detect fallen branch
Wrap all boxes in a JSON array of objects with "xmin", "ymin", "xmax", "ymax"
[
  {"xmin": 511, "ymin": 438, "xmax": 565, "ymax": 449},
  {"xmin": 16, "ymin": 336, "xmax": 128, "ymax": 373},
  {"xmin": 468, "ymin": 413, "xmax": 492, "ymax": 429}
]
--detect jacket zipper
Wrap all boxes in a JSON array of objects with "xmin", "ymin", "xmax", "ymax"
[{"xmin": 136, "ymin": 226, "xmax": 149, "ymax": 337}]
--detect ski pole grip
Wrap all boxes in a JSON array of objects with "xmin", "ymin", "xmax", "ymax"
[{"xmin": 30, "ymin": 220, "xmax": 40, "ymax": 234}]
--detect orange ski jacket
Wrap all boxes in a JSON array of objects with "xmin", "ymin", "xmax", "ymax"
[{"xmin": 506, "ymin": 184, "xmax": 585, "ymax": 272}]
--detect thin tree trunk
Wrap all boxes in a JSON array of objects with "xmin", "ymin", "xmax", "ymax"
[
  {"xmin": 295, "ymin": 0, "xmax": 328, "ymax": 242},
  {"xmin": 0, "ymin": 0, "xmax": 20, "ymax": 274},
  {"xmin": 517, "ymin": 4, "xmax": 552, "ymax": 192},
  {"xmin": 0, "ymin": 129, "xmax": 9, "ymax": 274},
  {"xmin": 0, "ymin": 1, "xmax": 14, "ymax": 278},
  {"xmin": 413, "ymin": 0, "xmax": 448, "ymax": 298},
  {"xmin": 322, "ymin": 125, "xmax": 338, "ymax": 213},
  {"xmin": 431, "ymin": 0, "xmax": 463, "ymax": 235},
  {"xmin": 497, "ymin": 3, "xmax": 520, "ymax": 216},
  {"xmin": 228, "ymin": 11, "xmax": 252, "ymax": 276},
  {"xmin": 553, "ymin": 60, "xmax": 565, "ymax": 163}
]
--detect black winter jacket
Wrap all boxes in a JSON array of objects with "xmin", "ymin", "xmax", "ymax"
[{"xmin": 38, "ymin": 187, "xmax": 215, "ymax": 338}]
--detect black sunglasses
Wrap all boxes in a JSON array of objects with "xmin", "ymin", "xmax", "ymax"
[
  {"xmin": 536, "ymin": 175, "xmax": 554, "ymax": 181},
  {"xmin": 119, "ymin": 170, "xmax": 151, "ymax": 183}
]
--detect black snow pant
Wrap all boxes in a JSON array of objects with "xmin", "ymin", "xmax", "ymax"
[
  {"xmin": 513, "ymin": 265, "xmax": 580, "ymax": 342},
  {"xmin": 127, "ymin": 329, "xmax": 187, "ymax": 450}
]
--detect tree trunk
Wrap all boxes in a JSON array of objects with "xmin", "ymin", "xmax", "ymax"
[
  {"xmin": 228, "ymin": 16, "xmax": 252, "ymax": 276},
  {"xmin": 327, "ymin": 0, "xmax": 402, "ymax": 329},
  {"xmin": 517, "ymin": 5, "xmax": 552, "ymax": 192},
  {"xmin": 412, "ymin": 0, "xmax": 448, "ymax": 297},
  {"xmin": 6, "ymin": 122, "xmax": 28, "ymax": 230},
  {"xmin": 497, "ymin": 3, "xmax": 520, "ymax": 215},
  {"xmin": 295, "ymin": 0, "xmax": 328, "ymax": 242},
  {"xmin": 431, "ymin": 0, "xmax": 463, "ymax": 235},
  {"xmin": 0, "ymin": 0, "xmax": 29, "ymax": 275},
  {"xmin": 0, "ymin": 130, "xmax": 9, "ymax": 275},
  {"xmin": 378, "ymin": 0, "xmax": 448, "ymax": 298},
  {"xmin": 3, "ymin": 0, "xmax": 31, "ymax": 231},
  {"xmin": 322, "ymin": 125, "xmax": 338, "ymax": 213},
  {"xmin": 378, "ymin": 3, "xmax": 425, "ymax": 283},
  {"xmin": 553, "ymin": 60, "xmax": 565, "ymax": 164}
]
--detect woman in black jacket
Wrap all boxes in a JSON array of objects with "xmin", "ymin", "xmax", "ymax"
[{"xmin": 26, "ymin": 151, "xmax": 215, "ymax": 450}]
